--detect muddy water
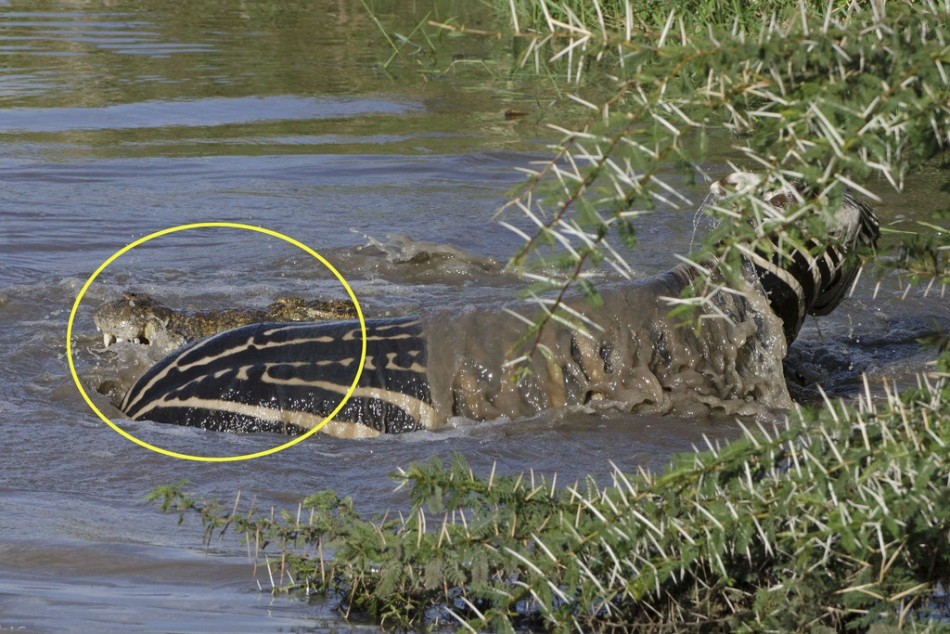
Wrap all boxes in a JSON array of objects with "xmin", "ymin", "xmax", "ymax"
[{"xmin": 1, "ymin": 1, "xmax": 947, "ymax": 632}]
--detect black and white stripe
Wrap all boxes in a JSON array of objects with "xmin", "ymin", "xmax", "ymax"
[
  {"xmin": 710, "ymin": 174, "xmax": 880, "ymax": 344},
  {"xmin": 121, "ymin": 317, "xmax": 435, "ymax": 435}
]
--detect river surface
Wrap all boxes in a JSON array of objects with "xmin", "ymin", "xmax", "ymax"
[{"xmin": 1, "ymin": 1, "xmax": 947, "ymax": 632}]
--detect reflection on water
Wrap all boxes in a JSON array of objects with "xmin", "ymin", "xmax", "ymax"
[
  {"xmin": 0, "ymin": 95, "xmax": 422, "ymax": 132},
  {"xmin": 0, "ymin": 0, "xmax": 947, "ymax": 632}
]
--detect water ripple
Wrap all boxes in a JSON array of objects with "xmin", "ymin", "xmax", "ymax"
[{"xmin": 0, "ymin": 96, "xmax": 423, "ymax": 133}]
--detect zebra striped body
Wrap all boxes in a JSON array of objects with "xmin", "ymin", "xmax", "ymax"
[
  {"xmin": 119, "ymin": 174, "xmax": 880, "ymax": 436},
  {"xmin": 121, "ymin": 318, "xmax": 435, "ymax": 436},
  {"xmin": 118, "ymin": 268, "xmax": 783, "ymax": 436}
]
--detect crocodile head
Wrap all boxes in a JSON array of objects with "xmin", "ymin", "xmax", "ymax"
[{"xmin": 93, "ymin": 292, "xmax": 183, "ymax": 349}]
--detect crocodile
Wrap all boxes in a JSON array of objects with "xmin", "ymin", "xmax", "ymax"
[{"xmin": 94, "ymin": 292, "xmax": 356, "ymax": 353}]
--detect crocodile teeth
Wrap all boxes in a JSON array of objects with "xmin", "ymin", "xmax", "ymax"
[{"xmin": 103, "ymin": 333, "xmax": 116, "ymax": 347}]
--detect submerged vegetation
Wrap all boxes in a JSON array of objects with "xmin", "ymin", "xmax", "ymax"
[{"xmin": 153, "ymin": 0, "xmax": 948, "ymax": 629}]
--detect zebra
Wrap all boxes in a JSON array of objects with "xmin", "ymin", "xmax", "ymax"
[{"xmin": 118, "ymin": 174, "xmax": 880, "ymax": 437}]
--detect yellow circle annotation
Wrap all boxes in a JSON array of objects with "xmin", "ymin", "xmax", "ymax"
[{"xmin": 65, "ymin": 222, "xmax": 367, "ymax": 462}]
